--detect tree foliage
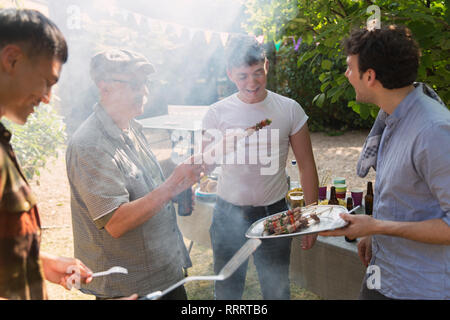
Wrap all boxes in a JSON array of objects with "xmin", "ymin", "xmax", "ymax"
[
  {"xmin": 244, "ymin": 0, "xmax": 449, "ymax": 123},
  {"xmin": 2, "ymin": 105, "xmax": 66, "ymax": 181}
]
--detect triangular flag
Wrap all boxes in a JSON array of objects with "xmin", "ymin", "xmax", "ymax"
[
  {"xmin": 173, "ymin": 23, "xmax": 184, "ymax": 38},
  {"xmin": 133, "ymin": 13, "xmax": 142, "ymax": 26},
  {"xmin": 107, "ymin": 7, "xmax": 117, "ymax": 18},
  {"xmin": 185, "ymin": 28, "xmax": 195, "ymax": 41},
  {"xmin": 204, "ymin": 30, "xmax": 213, "ymax": 44},
  {"xmin": 274, "ymin": 39, "xmax": 282, "ymax": 51},
  {"xmin": 219, "ymin": 32, "xmax": 229, "ymax": 47},
  {"xmin": 160, "ymin": 21, "xmax": 168, "ymax": 33},
  {"xmin": 292, "ymin": 36, "xmax": 302, "ymax": 51},
  {"xmin": 150, "ymin": 19, "xmax": 163, "ymax": 33},
  {"xmin": 120, "ymin": 10, "xmax": 129, "ymax": 22}
]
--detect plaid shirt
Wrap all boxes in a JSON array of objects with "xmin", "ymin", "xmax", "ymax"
[
  {"xmin": 0, "ymin": 122, "xmax": 47, "ymax": 300},
  {"xmin": 66, "ymin": 104, "xmax": 191, "ymax": 298}
]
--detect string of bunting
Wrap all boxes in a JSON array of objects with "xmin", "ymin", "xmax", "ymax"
[
  {"xmin": 104, "ymin": 6, "xmax": 302, "ymax": 51},
  {"xmin": 106, "ymin": 6, "xmax": 242, "ymax": 47}
]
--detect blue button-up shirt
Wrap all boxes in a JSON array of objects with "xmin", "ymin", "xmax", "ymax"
[{"xmin": 372, "ymin": 85, "xmax": 450, "ymax": 299}]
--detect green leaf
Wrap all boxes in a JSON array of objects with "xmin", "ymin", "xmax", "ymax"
[
  {"xmin": 348, "ymin": 101, "xmax": 360, "ymax": 113},
  {"xmin": 359, "ymin": 104, "xmax": 370, "ymax": 120},
  {"xmin": 318, "ymin": 73, "xmax": 329, "ymax": 83},
  {"xmin": 320, "ymin": 81, "xmax": 330, "ymax": 92},
  {"xmin": 313, "ymin": 93, "xmax": 326, "ymax": 108},
  {"xmin": 321, "ymin": 59, "xmax": 333, "ymax": 70}
]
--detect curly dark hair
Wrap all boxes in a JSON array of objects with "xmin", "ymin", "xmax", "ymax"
[
  {"xmin": 344, "ymin": 25, "xmax": 421, "ymax": 89},
  {"xmin": 0, "ymin": 9, "xmax": 68, "ymax": 63},
  {"xmin": 225, "ymin": 35, "xmax": 266, "ymax": 70}
]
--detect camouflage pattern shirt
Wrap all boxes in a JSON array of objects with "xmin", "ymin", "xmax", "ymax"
[{"xmin": 0, "ymin": 122, "xmax": 47, "ymax": 300}]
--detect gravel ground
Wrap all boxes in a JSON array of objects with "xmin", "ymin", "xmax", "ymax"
[{"xmin": 34, "ymin": 130, "xmax": 376, "ymax": 300}]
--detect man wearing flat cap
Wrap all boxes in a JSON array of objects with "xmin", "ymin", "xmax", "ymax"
[{"xmin": 66, "ymin": 48, "xmax": 202, "ymax": 299}]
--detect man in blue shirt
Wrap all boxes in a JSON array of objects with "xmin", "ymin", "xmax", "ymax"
[{"xmin": 321, "ymin": 25, "xmax": 450, "ymax": 299}]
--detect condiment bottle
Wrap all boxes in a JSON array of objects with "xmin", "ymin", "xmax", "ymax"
[
  {"xmin": 328, "ymin": 186, "xmax": 339, "ymax": 205},
  {"xmin": 345, "ymin": 197, "xmax": 356, "ymax": 243},
  {"xmin": 364, "ymin": 181, "xmax": 374, "ymax": 216}
]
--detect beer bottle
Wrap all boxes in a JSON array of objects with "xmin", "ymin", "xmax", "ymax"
[
  {"xmin": 364, "ymin": 181, "xmax": 374, "ymax": 216},
  {"xmin": 178, "ymin": 188, "xmax": 193, "ymax": 216},
  {"xmin": 345, "ymin": 197, "xmax": 356, "ymax": 243},
  {"xmin": 328, "ymin": 186, "xmax": 339, "ymax": 205}
]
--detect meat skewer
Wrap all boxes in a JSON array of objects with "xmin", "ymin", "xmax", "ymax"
[
  {"xmin": 245, "ymin": 118, "xmax": 272, "ymax": 136},
  {"xmin": 263, "ymin": 206, "xmax": 332, "ymax": 236}
]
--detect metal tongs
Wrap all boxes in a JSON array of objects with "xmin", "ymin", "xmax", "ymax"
[{"xmin": 141, "ymin": 238, "xmax": 262, "ymax": 300}]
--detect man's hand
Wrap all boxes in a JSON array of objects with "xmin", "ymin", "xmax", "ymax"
[
  {"xmin": 301, "ymin": 233, "xmax": 318, "ymax": 250},
  {"xmin": 358, "ymin": 236, "xmax": 372, "ymax": 267},
  {"xmin": 319, "ymin": 213, "xmax": 378, "ymax": 239},
  {"xmin": 166, "ymin": 156, "xmax": 204, "ymax": 198},
  {"xmin": 40, "ymin": 252, "xmax": 93, "ymax": 290}
]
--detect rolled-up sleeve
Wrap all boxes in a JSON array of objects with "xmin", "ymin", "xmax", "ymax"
[
  {"xmin": 414, "ymin": 122, "xmax": 450, "ymax": 226},
  {"xmin": 66, "ymin": 143, "xmax": 129, "ymax": 229}
]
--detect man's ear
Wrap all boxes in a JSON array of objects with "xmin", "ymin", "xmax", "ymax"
[
  {"xmin": 96, "ymin": 80, "xmax": 109, "ymax": 95},
  {"xmin": 264, "ymin": 58, "xmax": 269, "ymax": 73},
  {"xmin": 366, "ymin": 69, "xmax": 377, "ymax": 86},
  {"xmin": 226, "ymin": 68, "xmax": 233, "ymax": 82},
  {"xmin": 0, "ymin": 44, "xmax": 23, "ymax": 74}
]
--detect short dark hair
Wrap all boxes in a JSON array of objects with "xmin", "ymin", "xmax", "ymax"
[
  {"xmin": 225, "ymin": 35, "xmax": 266, "ymax": 70},
  {"xmin": 344, "ymin": 25, "xmax": 420, "ymax": 89},
  {"xmin": 0, "ymin": 9, "xmax": 68, "ymax": 63}
]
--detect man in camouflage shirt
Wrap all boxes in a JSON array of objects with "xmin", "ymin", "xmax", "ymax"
[{"xmin": 0, "ymin": 9, "xmax": 94, "ymax": 300}]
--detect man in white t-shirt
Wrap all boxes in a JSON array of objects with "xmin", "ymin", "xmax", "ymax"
[{"xmin": 202, "ymin": 36, "xmax": 319, "ymax": 300}]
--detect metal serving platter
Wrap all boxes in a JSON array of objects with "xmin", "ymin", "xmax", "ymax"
[{"xmin": 245, "ymin": 205, "xmax": 349, "ymax": 239}]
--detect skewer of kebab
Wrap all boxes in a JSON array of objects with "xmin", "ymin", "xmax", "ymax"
[
  {"xmin": 263, "ymin": 206, "xmax": 332, "ymax": 236},
  {"xmin": 269, "ymin": 213, "xmax": 320, "ymax": 236},
  {"xmin": 195, "ymin": 118, "xmax": 273, "ymax": 166},
  {"xmin": 263, "ymin": 202, "xmax": 317, "ymax": 234},
  {"xmin": 245, "ymin": 118, "xmax": 272, "ymax": 137}
]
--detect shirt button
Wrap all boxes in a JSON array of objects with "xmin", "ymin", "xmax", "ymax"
[{"xmin": 23, "ymin": 201, "xmax": 30, "ymax": 211}]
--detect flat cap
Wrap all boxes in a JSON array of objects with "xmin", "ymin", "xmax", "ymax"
[{"xmin": 90, "ymin": 48, "xmax": 155, "ymax": 82}]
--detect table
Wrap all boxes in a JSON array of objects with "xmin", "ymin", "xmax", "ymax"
[{"xmin": 138, "ymin": 113, "xmax": 204, "ymax": 160}]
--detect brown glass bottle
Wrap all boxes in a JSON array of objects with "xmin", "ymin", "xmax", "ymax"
[
  {"xmin": 345, "ymin": 197, "xmax": 356, "ymax": 242},
  {"xmin": 364, "ymin": 181, "xmax": 374, "ymax": 216},
  {"xmin": 328, "ymin": 186, "xmax": 339, "ymax": 205}
]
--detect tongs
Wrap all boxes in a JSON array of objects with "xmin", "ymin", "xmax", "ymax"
[{"xmin": 140, "ymin": 238, "xmax": 262, "ymax": 300}]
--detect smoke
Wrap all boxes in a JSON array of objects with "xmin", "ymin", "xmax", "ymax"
[
  {"xmin": 44, "ymin": 0, "xmax": 246, "ymax": 135},
  {"xmin": 14, "ymin": 0, "xmax": 290, "ymax": 298}
]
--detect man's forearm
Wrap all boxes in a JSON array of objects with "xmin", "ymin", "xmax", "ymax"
[
  {"xmin": 373, "ymin": 218, "xmax": 450, "ymax": 245},
  {"xmin": 105, "ymin": 182, "xmax": 174, "ymax": 238},
  {"xmin": 299, "ymin": 168, "xmax": 319, "ymax": 205}
]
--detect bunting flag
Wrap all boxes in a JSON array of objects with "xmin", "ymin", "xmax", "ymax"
[
  {"xmin": 133, "ymin": 13, "xmax": 142, "ymax": 26},
  {"xmin": 149, "ymin": 19, "xmax": 163, "ymax": 33},
  {"xmin": 103, "ymin": 5, "xmax": 245, "ymax": 47},
  {"xmin": 255, "ymin": 35, "xmax": 265, "ymax": 44},
  {"xmin": 274, "ymin": 40, "xmax": 282, "ymax": 52},
  {"xmin": 173, "ymin": 23, "xmax": 184, "ymax": 38},
  {"xmin": 292, "ymin": 36, "xmax": 302, "ymax": 51},
  {"xmin": 219, "ymin": 32, "xmax": 230, "ymax": 47},
  {"xmin": 204, "ymin": 30, "xmax": 213, "ymax": 44}
]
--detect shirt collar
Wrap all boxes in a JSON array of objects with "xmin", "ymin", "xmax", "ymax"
[
  {"xmin": 385, "ymin": 85, "xmax": 422, "ymax": 127},
  {"xmin": 0, "ymin": 122, "xmax": 12, "ymax": 143},
  {"xmin": 93, "ymin": 103, "xmax": 142, "ymax": 141}
]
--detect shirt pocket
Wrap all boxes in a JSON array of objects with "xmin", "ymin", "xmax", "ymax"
[{"xmin": 124, "ymin": 166, "xmax": 151, "ymax": 200}]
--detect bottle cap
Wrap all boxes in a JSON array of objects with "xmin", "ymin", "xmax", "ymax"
[{"xmin": 291, "ymin": 160, "xmax": 297, "ymax": 166}]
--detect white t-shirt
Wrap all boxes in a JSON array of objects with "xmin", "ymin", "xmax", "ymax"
[{"xmin": 202, "ymin": 90, "xmax": 308, "ymax": 206}]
